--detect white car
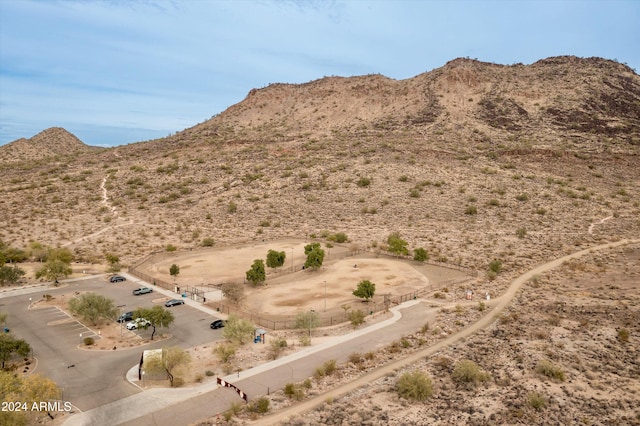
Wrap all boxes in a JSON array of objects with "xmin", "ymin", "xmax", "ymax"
[{"xmin": 126, "ymin": 318, "xmax": 150, "ymax": 330}]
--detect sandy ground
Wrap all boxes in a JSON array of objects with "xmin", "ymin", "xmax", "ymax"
[{"xmin": 134, "ymin": 240, "xmax": 471, "ymax": 316}]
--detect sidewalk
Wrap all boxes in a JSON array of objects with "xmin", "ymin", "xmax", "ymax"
[{"xmin": 63, "ymin": 295, "xmax": 428, "ymax": 426}]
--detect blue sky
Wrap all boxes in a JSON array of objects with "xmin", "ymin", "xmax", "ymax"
[{"xmin": 1, "ymin": 0, "xmax": 638, "ymax": 147}]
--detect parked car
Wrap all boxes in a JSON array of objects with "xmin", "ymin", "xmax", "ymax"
[
  {"xmin": 117, "ymin": 312, "xmax": 134, "ymax": 323},
  {"xmin": 164, "ymin": 299, "xmax": 185, "ymax": 307},
  {"xmin": 210, "ymin": 320, "xmax": 226, "ymax": 329},
  {"xmin": 109, "ymin": 275, "xmax": 126, "ymax": 283},
  {"xmin": 126, "ymin": 318, "xmax": 150, "ymax": 330},
  {"xmin": 132, "ymin": 287, "xmax": 153, "ymax": 295}
]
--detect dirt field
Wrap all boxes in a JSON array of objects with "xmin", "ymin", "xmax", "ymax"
[{"xmin": 135, "ymin": 239, "xmax": 471, "ymax": 316}]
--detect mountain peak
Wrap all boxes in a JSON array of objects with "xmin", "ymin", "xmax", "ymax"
[{"xmin": 0, "ymin": 127, "xmax": 100, "ymax": 163}]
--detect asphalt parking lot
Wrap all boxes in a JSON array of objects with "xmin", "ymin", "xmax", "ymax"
[{"xmin": 0, "ymin": 275, "xmax": 225, "ymax": 411}]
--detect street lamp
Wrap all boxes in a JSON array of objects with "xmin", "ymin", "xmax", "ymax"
[{"xmin": 324, "ymin": 281, "xmax": 327, "ymax": 311}]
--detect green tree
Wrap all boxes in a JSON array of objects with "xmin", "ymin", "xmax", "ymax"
[
  {"xmin": 46, "ymin": 247, "xmax": 74, "ymax": 264},
  {"xmin": 0, "ymin": 265, "xmax": 26, "ymax": 286},
  {"xmin": 0, "ymin": 371, "xmax": 61, "ymax": 425},
  {"xmin": 222, "ymin": 314, "xmax": 254, "ymax": 345},
  {"xmin": 303, "ymin": 243, "xmax": 325, "ymax": 270},
  {"xmin": 134, "ymin": 305, "xmax": 175, "ymax": 340},
  {"xmin": 0, "ymin": 334, "xmax": 31, "ymax": 369},
  {"xmin": 266, "ymin": 250, "xmax": 286, "ymax": 269},
  {"xmin": 246, "ymin": 259, "xmax": 266, "ymax": 286},
  {"xmin": 169, "ymin": 264, "xmax": 180, "ymax": 278},
  {"xmin": 35, "ymin": 259, "xmax": 72, "ymax": 283},
  {"xmin": 105, "ymin": 252, "xmax": 121, "ymax": 273},
  {"xmin": 353, "ymin": 280, "xmax": 376, "ymax": 301},
  {"xmin": 159, "ymin": 346, "xmax": 191, "ymax": 387},
  {"xmin": 294, "ymin": 310, "xmax": 319, "ymax": 336},
  {"xmin": 387, "ymin": 232, "xmax": 409, "ymax": 256},
  {"xmin": 28, "ymin": 241, "xmax": 48, "ymax": 262},
  {"xmin": 68, "ymin": 292, "xmax": 118, "ymax": 326},
  {"xmin": 413, "ymin": 247, "xmax": 428, "ymax": 262}
]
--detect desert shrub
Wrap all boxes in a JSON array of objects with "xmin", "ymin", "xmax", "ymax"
[
  {"xmin": 396, "ymin": 370, "xmax": 434, "ymax": 402},
  {"xmin": 268, "ymin": 337, "xmax": 288, "ymax": 360},
  {"xmin": 349, "ymin": 352, "xmax": 363, "ymax": 364},
  {"xmin": 357, "ymin": 177, "xmax": 371, "ymax": 187},
  {"xmin": 298, "ymin": 336, "xmax": 311, "ymax": 346},
  {"xmin": 227, "ymin": 201, "xmax": 237, "ymax": 213},
  {"xmin": 247, "ymin": 397, "xmax": 270, "ymax": 413},
  {"xmin": 527, "ymin": 391, "xmax": 547, "ymax": 410},
  {"xmin": 399, "ymin": 175, "xmax": 408, "ymax": 182},
  {"xmin": 413, "ymin": 247, "xmax": 428, "ymax": 262},
  {"xmin": 205, "ymin": 370, "xmax": 215, "ymax": 377},
  {"xmin": 489, "ymin": 259, "xmax": 503, "ymax": 274},
  {"xmin": 409, "ymin": 188, "xmax": 420, "ymax": 198},
  {"xmin": 516, "ymin": 227, "xmax": 527, "ymax": 238},
  {"xmin": 165, "ymin": 244, "xmax": 177, "ymax": 252},
  {"xmin": 314, "ymin": 366, "xmax": 326, "ymax": 379},
  {"xmin": 83, "ymin": 337, "xmax": 94, "ymax": 346},
  {"xmin": 535, "ymin": 359, "xmax": 565, "ymax": 382},
  {"xmin": 171, "ymin": 377, "xmax": 185, "ymax": 387},
  {"xmin": 284, "ymin": 383, "xmax": 305, "ymax": 400},
  {"xmin": 617, "ymin": 328, "xmax": 630, "ymax": 343},
  {"xmin": 323, "ymin": 359, "xmax": 337, "ymax": 375},
  {"xmin": 547, "ymin": 314, "xmax": 561, "ymax": 326},
  {"xmin": 421, "ymin": 322, "xmax": 430, "ymax": 333},
  {"xmin": 327, "ymin": 232, "xmax": 348, "ymax": 243},
  {"xmin": 348, "ymin": 310, "xmax": 366, "ymax": 327},
  {"xmin": 464, "ymin": 205, "xmax": 477, "ymax": 215},
  {"xmin": 478, "ymin": 301, "xmax": 486, "ymax": 311},
  {"xmin": 214, "ymin": 343, "xmax": 237, "ymax": 363},
  {"xmin": 400, "ymin": 338, "xmax": 411, "ymax": 348},
  {"xmin": 201, "ymin": 237, "xmax": 215, "ymax": 247},
  {"xmin": 515, "ymin": 193, "xmax": 529, "ymax": 202},
  {"xmin": 302, "ymin": 378, "xmax": 312, "ymax": 389},
  {"xmin": 452, "ymin": 360, "xmax": 491, "ymax": 388},
  {"xmin": 194, "ymin": 373, "xmax": 203, "ymax": 383}
]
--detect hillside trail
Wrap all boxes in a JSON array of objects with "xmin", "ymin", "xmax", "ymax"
[
  {"xmin": 62, "ymin": 175, "xmax": 133, "ymax": 248},
  {"xmin": 251, "ymin": 238, "xmax": 637, "ymax": 425},
  {"xmin": 588, "ymin": 215, "xmax": 613, "ymax": 234}
]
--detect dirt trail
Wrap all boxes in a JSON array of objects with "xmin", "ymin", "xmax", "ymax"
[
  {"xmin": 588, "ymin": 215, "xmax": 613, "ymax": 234},
  {"xmin": 62, "ymin": 175, "xmax": 132, "ymax": 247},
  {"xmin": 251, "ymin": 238, "xmax": 637, "ymax": 425}
]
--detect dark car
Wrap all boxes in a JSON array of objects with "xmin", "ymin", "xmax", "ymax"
[
  {"xmin": 117, "ymin": 312, "xmax": 134, "ymax": 323},
  {"xmin": 132, "ymin": 287, "xmax": 153, "ymax": 296},
  {"xmin": 110, "ymin": 275, "xmax": 126, "ymax": 283},
  {"xmin": 210, "ymin": 320, "xmax": 226, "ymax": 329},
  {"xmin": 164, "ymin": 299, "xmax": 185, "ymax": 307}
]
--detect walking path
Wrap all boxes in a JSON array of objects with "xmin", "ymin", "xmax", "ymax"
[{"xmin": 61, "ymin": 238, "xmax": 636, "ymax": 425}]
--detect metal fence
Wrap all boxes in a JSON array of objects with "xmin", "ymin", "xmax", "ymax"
[{"xmin": 128, "ymin": 245, "xmax": 475, "ymax": 331}]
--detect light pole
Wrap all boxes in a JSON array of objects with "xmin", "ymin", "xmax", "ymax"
[
  {"xmin": 324, "ymin": 281, "xmax": 327, "ymax": 311},
  {"xmin": 309, "ymin": 309, "xmax": 315, "ymax": 337}
]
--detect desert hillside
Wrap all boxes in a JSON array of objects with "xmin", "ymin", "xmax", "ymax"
[
  {"xmin": 1, "ymin": 55, "xmax": 639, "ymax": 425},
  {"xmin": 0, "ymin": 127, "xmax": 101, "ymax": 163},
  {"xmin": 0, "ymin": 56, "xmax": 638, "ymax": 277}
]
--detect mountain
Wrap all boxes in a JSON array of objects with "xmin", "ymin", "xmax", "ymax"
[
  {"xmin": 172, "ymin": 55, "xmax": 639, "ymax": 151},
  {"xmin": 0, "ymin": 127, "xmax": 101, "ymax": 163}
]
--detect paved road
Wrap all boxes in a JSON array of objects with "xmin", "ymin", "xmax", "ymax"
[
  {"xmin": 28, "ymin": 238, "xmax": 639, "ymax": 425},
  {"xmin": 0, "ymin": 274, "xmax": 225, "ymax": 411}
]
